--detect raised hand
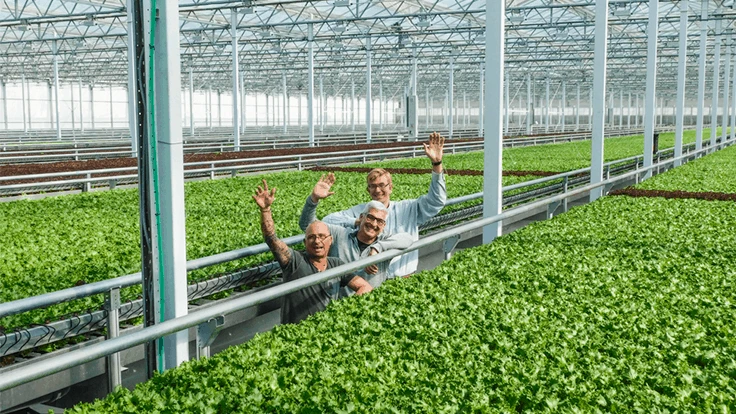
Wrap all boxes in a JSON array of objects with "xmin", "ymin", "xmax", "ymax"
[
  {"xmin": 311, "ymin": 173, "xmax": 336, "ymax": 202},
  {"xmin": 423, "ymin": 132, "xmax": 445, "ymax": 164},
  {"xmin": 253, "ymin": 179, "xmax": 276, "ymax": 211}
]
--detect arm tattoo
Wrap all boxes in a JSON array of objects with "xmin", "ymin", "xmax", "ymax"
[{"xmin": 260, "ymin": 210, "xmax": 291, "ymax": 267}]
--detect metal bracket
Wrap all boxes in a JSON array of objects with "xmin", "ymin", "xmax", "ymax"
[
  {"xmin": 443, "ymin": 235, "xmax": 460, "ymax": 260},
  {"xmin": 603, "ymin": 182, "xmax": 615, "ymax": 195},
  {"xmin": 546, "ymin": 200, "xmax": 562, "ymax": 219},
  {"xmin": 104, "ymin": 288, "xmax": 122, "ymax": 392},
  {"xmin": 196, "ymin": 315, "xmax": 225, "ymax": 359}
]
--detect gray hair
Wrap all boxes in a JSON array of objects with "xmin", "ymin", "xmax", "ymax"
[{"xmin": 361, "ymin": 200, "xmax": 388, "ymax": 216}]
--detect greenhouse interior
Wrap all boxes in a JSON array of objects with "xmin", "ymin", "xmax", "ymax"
[{"xmin": 0, "ymin": 0, "xmax": 735, "ymax": 412}]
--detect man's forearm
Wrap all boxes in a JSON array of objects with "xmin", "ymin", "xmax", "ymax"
[
  {"xmin": 298, "ymin": 196, "xmax": 319, "ymax": 231},
  {"xmin": 260, "ymin": 209, "xmax": 291, "ymax": 267}
]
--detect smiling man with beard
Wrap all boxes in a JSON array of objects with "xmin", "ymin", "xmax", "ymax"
[
  {"xmin": 253, "ymin": 179, "xmax": 372, "ymax": 325},
  {"xmin": 299, "ymin": 174, "xmax": 413, "ymax": 293}
]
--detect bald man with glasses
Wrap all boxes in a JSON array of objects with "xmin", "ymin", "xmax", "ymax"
[
  {"xmin": 254, "ymin": 179, "xmax": 372, "ymax": 325},
  {"xmin": 299, "ymin": 174, "xmax": 413, "ymax": 292}
]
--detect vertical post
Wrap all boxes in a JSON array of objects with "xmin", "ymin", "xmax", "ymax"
[
  {"xmin": 710, "ymin": 9, "xmax": 722, "ymax": 150},
  {"xmin": 642, "ymin": 0, "xmax": 659, "ymax": 179},
  {"xmin": 545, "ymin": 77, "xmax": 550, "ymax": 133},
  {"xmin": 110, "ymin": 85, "xmax": 114, "ymax": 129},
  {"xmin": 307, "ymin": 22, "xmax": 314, "ymax": 146},
  {"xmin": 127, "ymin": 0, "xmax": 138, "ymax": 156},
  {"xmin": 53, "ymin": 41, "xmax": 62, "ymax": 140},
  {"xmin": 284, "ymin": 72, "xmax": 288, "ymax": 133},
  {"xmin": 618, "ymin": 89, "xmax": 624, "ymax": 128},
  {"xmin": 482, "ymin": 0, "xmax": 504, "ymax": 243},
  {"xmin": 627, "ymin": 92, "xmax": 632, "ymax": 128},
  {"xmin": 0, "ymin": 80, "xmax": 6, "ymax": 130},
  {"xmin": 319, "ymin": 75, "xmax": 324, "ymax": 133},
  {"xmin": 410, "ymin": 55, "xmax": 418, "ymax": 139},
  {"xmin": 380, "ymin": 78, "xmax": 384, "ymax": 130},
  {"xmin": 426, "ymin": 87, "xmax": 430, "ymax": 129},
  {"xmin": 480, "ymin": 63, "xmax": 485, "ymax": 135},
  {"xmin": 152, "ymin": 0, "xmax": 188, "ymax": 370},
  {"xmin": 105, "ymin": 288, "xmax": 122, "ymax": 392},
  {"xmin": 561, "ymin": 81, "xmax": 566, "ymax": 131},
  {"xmin": 20, "ymin": 74, "xmax": 27, "ymax": 132},
  {"xmin": 351, "ymin": 79, "xmax": 355, "ymax": 131},
  {"xmin": 732, "ymin": 43, "xmax": 736, "ymax": 141},
  {"xmin": 90, "ymin": 85, "xmax": 96, "ymax": 129},
  {"xmin": 188, "ymin": 68, "xmax": 194, "ymax": 135},
  {"xmin": 366, "ymin": 37, "xmax": 373, "ymax": 143},
  {"xmin": 722, "ymin": 38, "xmax": 731, "ymax": 145},
  {"xmin": 448, "ymin": 57, "xmax": 454, "ymax": 138},
  {"xmin": 463, "ymin": 90, "xmax": 467, "ymax": 127},
  {"xmin": 504, "ymin": 74, "xmax": 509, "ymax": 134},
  {"xmin": 48, "ymin": 82, "xmax": 54, "ymax": 130},
  {"xmin": 575, "ymin": 83, "xmax": 580, "ymax": 131},
  {"xmin": 231, "ymin": 8, "xmax": 241, "ymax": 151},
  {"xmin": 217, "ymin": 91, "xmax": 222, "ymax": 127},
  {"xmin": 526, "ymin": 73, "xmax": 532, "ymax": 134},
  {"xmin": 79, "ymin": 79, "xmax": 85, "ymax": 132},
  {"xmin": 241, "ymin": 72, "xmax": 246, "ymax": 134},
  {"xmin": 674, "ymin": 0, "xmax": 688, "ymax": 167},
  {"xmin": 590, "ymin": 0, "xmax": 609, "ymax": 202}
]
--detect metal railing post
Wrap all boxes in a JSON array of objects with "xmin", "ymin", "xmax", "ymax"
[
  {"xmin": 562, "ymin": 176, "xmax": 569, "ymax": 212},
  {"xmin": 104, "ymin": 288, "xmax": 122, "ymax": 392}
]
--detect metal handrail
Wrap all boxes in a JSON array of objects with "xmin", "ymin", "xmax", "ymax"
[{"xmin": 1, "ymin": 141, "xmax": 723, "ymax": 393}]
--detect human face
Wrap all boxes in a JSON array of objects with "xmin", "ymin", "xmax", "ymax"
[
  {"xmin": 357, "ymin": 208, "xmax": 388, "ymax": 243},
  {"xmin": 305, "ymin": 222, "xmax": 332, "ymax": 259},
  {"xmin": 367, "ymin": 176, "xmax": 392, "ymax": 206}
]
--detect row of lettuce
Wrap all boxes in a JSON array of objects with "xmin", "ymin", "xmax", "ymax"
[
  {"xmin": 70, "ymin": 153, "xmax": 736, "ymax": 412},
  {"xmin": 0, "ymin": 131, "xmax": 712, "ymax": 330}
]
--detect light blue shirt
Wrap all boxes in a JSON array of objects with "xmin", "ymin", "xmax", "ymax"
[{"xmin": 322, "ymin": 171, "xmax": 446, "ymax": 277}]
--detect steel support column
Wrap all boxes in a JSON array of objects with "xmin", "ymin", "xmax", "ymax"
[
  {"xmin": 366, "ymin": 39, "xmax": 373, "ymax": 143},
  {"xmin": 710, "ymin": 10, "xmax": 722, "ymax": 149},
  {"xmin": 52, "ymin": 42, "xmax": 61, "ymax": 140},
  {"xmin": 504, "ymin": 74, "xmax": 509, "ymax": 134},
  {"xmin": 722, "ymin": 38, "xmax": 731, "ymax": 145},
  {"xmin": 127, "ymin": 0, "xmax": 138, "ymax": 156},
  {"xmin": 21, "ymin": 75, "xmax": 27, "ymax": 132},
  {"xmin": 480, "ymin": 63, "xmax": 485, "ymax": 135},
  {"xmin": 283, "ymin": 72, "xmax": 288, "ymax": 133},
  {"xmin": 693, "ymin": 1, "xmax": 706, "ymax": 151},
  {"xmin": 482, "ymin": 0, "xmax": 504, "ymax": 243},
  {"xmin": 590, "ymin": 0, "xmax": 609, "ymax": 202},
  {"xmin": 526, "ymin": 73, "xmax": 532, "ymax": 134},
  {"xmin": 351, "ymin": 79, "xmax": 355, "ymax": 132},
  {"xmin": 79, "ymin": 79, "xmax": 84, "ymax": 132},
  {"xmin": 231, "ymin": 9, "xmax": 241, "ymax": 151},
  {"xmin": 627, "ymin": 92, "xmax": 632, "ymax": 128},
  {"xmin": 319, "ymin": 75, "xmax": 324, "ymax": 133},
  {"xmin": 561, "ymin": 81, "xmax": 566, "ymax": 131},
  {"xmin": 575, "ymin": 83, "xmax": 580, "ymax": 131},
  {"xmin": 448, "ymin": 57, "xmax": 454, "ymax": 138},
  {"xmin": 674, "ymin": 0, "xmax": 688, "ymax": 166},
  {"xmin": 642, "ymin": 0, "xmax": 660, "ymax": 179},
  {"xmin": 0, "ymin": 80, "xmax": 6, "ymax": 130},
  {"xmin": 380, "ymin": 79, "xmax": 384, "ymax": 130},
  {"xmin": 307, "ymin": 23, "xmax": 314, "ymax": 146},
  {"xmin": 150, "ymin": 0, "xmax": 188, "ymax": 371},
  {"xmin": 90, "ymin": 85, "xmax": 95, "ymax": 129},
  {"xmin": 732, "ymin": 44, "xmax": 736, "ymax": 141},
  {"xmin": 545, "ymin": 77, "xmax": 550, "ymax": 133},
  {"xmin": 110, "ymin": 86, "xmax": 114, "ymax": 129},
  {"xmin": 188, "ymin": 69, "xmax": 194, "ymax": 135}
]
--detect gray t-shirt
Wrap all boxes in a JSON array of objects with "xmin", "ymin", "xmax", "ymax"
[{"xmin": 281, "ymin": 248, "xmax": 352, "ymax": 325}]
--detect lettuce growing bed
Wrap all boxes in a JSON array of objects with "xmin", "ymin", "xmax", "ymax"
[
  {"xmin": 634, "ymin": 143, "xmax": 736, "ymax": 194},
  {"xmin": 359, "ymin": 129, "xmax": 704, "ymax": 172},
  {"xmin": 70, "ymin": 195, "xmax": 736, "ymax": 412}
]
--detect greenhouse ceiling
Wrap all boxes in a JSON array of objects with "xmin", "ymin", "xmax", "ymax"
[{"xmin": 0, "ymin": 0, "xmax": 734, "ymax": 97}]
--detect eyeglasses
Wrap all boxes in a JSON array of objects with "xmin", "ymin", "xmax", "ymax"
[
  {"xmin": 306, "ymin": 234, "xmax": 332, "ymax": 243},
  {"xmin": 363, "ymin": 213, "xmax": 386, "ymax": 226},
  {"xmin": 367, "ymin": 182, "xmax": 390, "ymax": 191}
]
